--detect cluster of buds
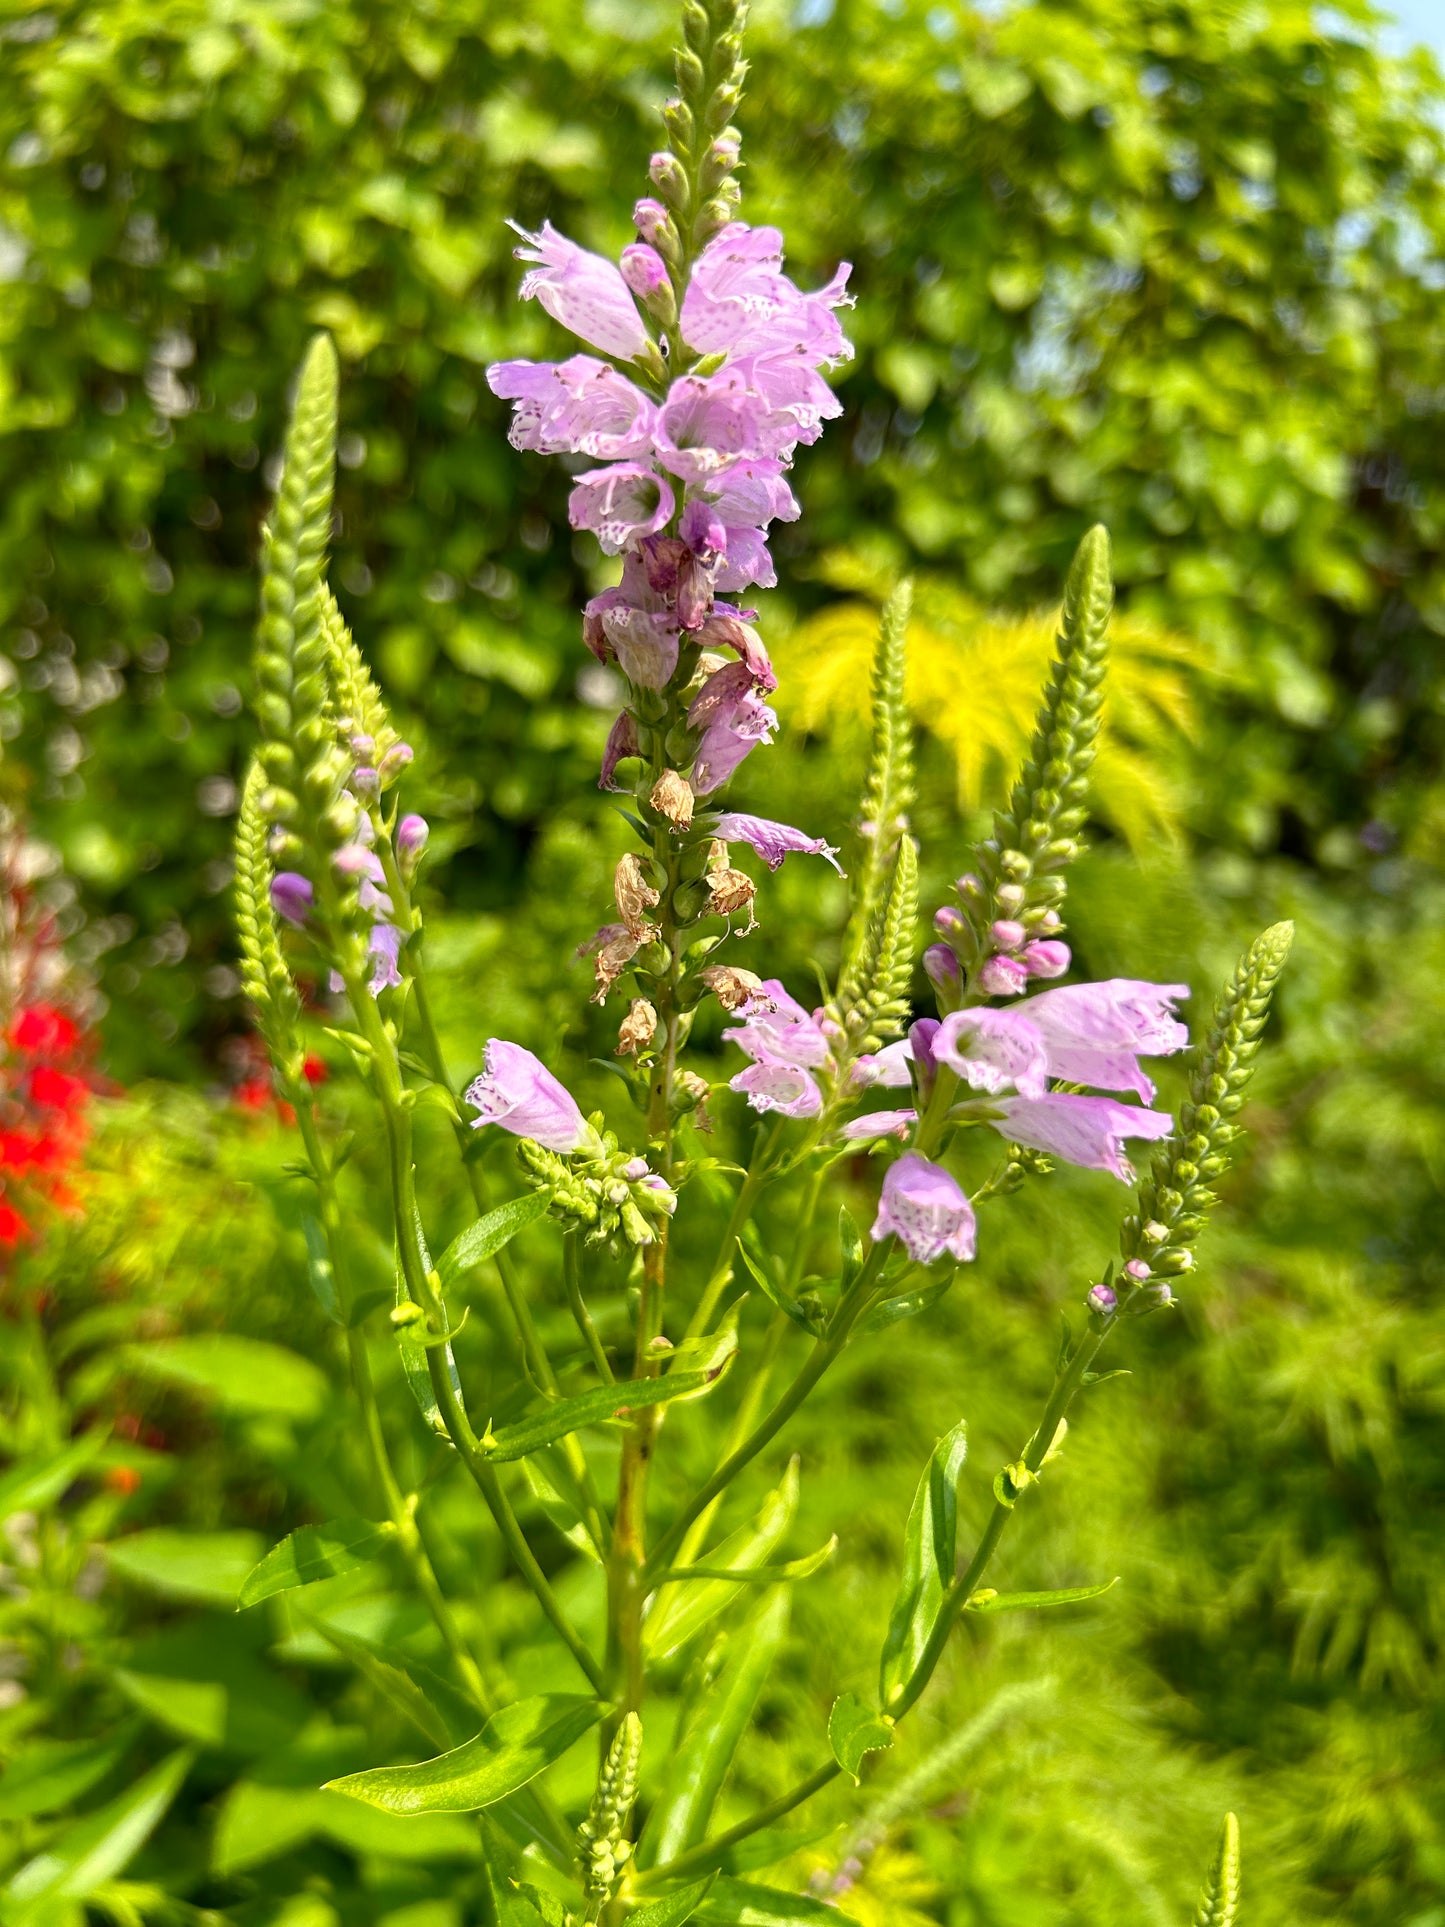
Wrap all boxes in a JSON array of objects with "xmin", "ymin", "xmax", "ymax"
[
  {"xmin": 517, "ymin": 1134, "xmax": 677, "ymax": 1250},
  {"xmin": 1105, "ymin": 920, "xmax": 1294, "ymax": 1319},
  {"xmin": 926, "ymin": 527, "xmax": 1111, "ymax": 1009},
  {"xmin": 576, "ymin": 1713, "xmax": 643, "ymax": 1907}
]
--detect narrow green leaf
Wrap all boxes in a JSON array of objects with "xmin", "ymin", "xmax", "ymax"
[
  {"xmin": 237, "ymin": 1518, "xmax": 395, "ymax": 1609},
  {"xmin": 484, "ymin": 1370, "xmax": 718, "ymax": 1463},
  {"xmin": 879, "ymin": 1420, "xmax": 967, "ymax": 1711},
  {"xmin": 645, "ymin": 1591, "xmax": 790, "ymax": 1867},
  {"xmin": 435, "ymin": 1193, "xmax": 550, "ymax": 1292},
  {"xmin": 694, "ymin": 1878, "xmax": 845, "ymax": 1925},
  {"xmin": 302, "ymin": 1214, "xmax": 343, "ymax": 1325},
  {"xmin": 838, "ymin": 1207, "xmax": 864, "ymax": 1288},
  {"xmin": 855, "ymin": 1276, "xmax": 953, "ymax": 1336},
  {"xmin": 126, "ymin": 1335, "xmax": 329, "ymax": 1420},
  {"xmin": 736, "ymin": 1239, "xmax": 817, "ymax": 1334},
  {"xmin": 645, "ymin": 1461, "xmax": 799, "ymax": 1658},
  {"xmin": 0, "ymin": 1431, "xmax": 107, "ymax": 1518},
  {"xmin": 106, "ymin": 1529, "xmax": 265, "ymax": 1606},
  {"xmin": 964, "ymin": 1578, "xmax": 1118, "ymax": 1614},
  {"xmin": 521, "ymin": 1454, "xmax": 601, "ymax": 1561},
  {"xmin": 324, "ymin": 1695, "xmax": 603, "ymax": 1815},
  {"xmin": 657, "ymin": 1537, "xmax": 836, "ymax": 1587},
  {"xmin": 306, "ymin": 1616, "xmax": 471, "ymax": 1752},
  {"xmin": 827, "ymin": 1692, "xmax": 894, "ymax": 1783},
  {"xmin": 3, "ymin": 1747, "xmax": 192, "ymax": 1912},
  {"xmin": 628, "ymin": 1874, "xmax": 719, "ymax": 1926},
  {"xmin": 701, "ymin": 1825, "xmax": 838, "ymax": 1878},
  {"xmin": 0, "ymin": 1727, "xmax": 137, "ymax": 1822}
]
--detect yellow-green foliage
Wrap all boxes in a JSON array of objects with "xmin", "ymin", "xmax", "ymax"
[{"xmin": 777, "ymin": 555, "xmax": 1215, "ymax": 851}]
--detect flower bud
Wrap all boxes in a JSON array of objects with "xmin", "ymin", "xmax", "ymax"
[
  {"xmin": 933, "ymin": 905, "xmax": 965, "ymax": 935},
  {"xmin": 989, "ymin": 919, "xmax": 1026, "ymax": 950},
  {"xmin": 397, "ymin": 813, "xmax": 429, "ymax": 860},
  {"xmin": 378, "ymin": 742, "xmax": 414, "ymax": 787},
  {"xmin": 1123, "ymin": 1258, "xmax": 1151, "ymax": 1282},
  {"xmin": 633, "ymin": 197, "xmax": 669, "ymax": 240},
  {"xmin": 994, "ymin": 882, "xmax": 1026, "ymax": 913},
  {"xmin": 649, "ymin": 150, "xmax": 686, "ymax": 199},
  {"xmin": 621, "ymin": 243, "xmax": 669, "ymax": 298},
  {"xmin": 1142, "ymin": 1218, "xmax": 1170, "ymax": 1243},
  {"xmin": 1087, "ymin": 1282, "xmax": 1117, "ymax": 1316},
  {"xmin": 350, "ymin": 762, "xmax": 380, "ymax": 799},
  {"xmin": 956, "ymin": 873, "xmax": 984, "ymax": 899},
  {"xmin": 923, "ymin": 943, "xmax": 960, "ymax": 995},
  {"xmin": 1022, "ymin": 939, "xmax": 1071, "ymax": 978},
  {"xmin": 622, "ymin": 1157, "xmax": 649, "ymax": 1180},
  {"xmin": 977, "ymin": 954, "xmax": 1028, "ymax": 998}
]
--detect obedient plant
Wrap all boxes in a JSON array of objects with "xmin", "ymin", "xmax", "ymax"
[{"xmin": 232, "ymin": 3, "xmax": 1286, "ymax": 1918}]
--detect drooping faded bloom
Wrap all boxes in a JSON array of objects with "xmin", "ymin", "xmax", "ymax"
[
  {"xmin": 713, "ymin": 813, "xmax": 843, "ymax": 874},
  {"xmin": 870, "ymin": 1152, "xmax": 977, "ymax": 1264},
  {"xmin": 466, "ymin": 1040, "xmax": 595, "ymax": 1153}
]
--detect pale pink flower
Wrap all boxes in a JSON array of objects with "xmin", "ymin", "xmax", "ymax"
[
  {"xmin": 729, "ymin": 1057, "xmax": 822, "ymax": 1118},
  {"xmin": 842, "ymin": 1108, "xmax": 917, "ymax": 1142},
  {"xmin": 681, "ymin": 224, "xmax": 854, "ymax": 367},
  {"xmin": 692, "ymin": 683, "xmax": 778, "ymax": 792},
  {"xmin": 465, "ymin": 1039, "xmax": 594, "ymax": 1152},
  {"xmin": 978, "ymin": 954, "xmax": 1029, "ymax": 997},
  {"xmin": 568, "ymin": 464, "xmax": 675, "ymax": 554},
  {"xmin": 714, "ymin": 526, "xmax": 778, "ymax": 592},
  {"xmin": 990, "ymin": 1093, "xmax": 1174, "ymax": 1181},
  {"xmin": 936, "ymin": 1007, "xmax": 1050, "ymax": 1099},
  {"xmin": 653, "ymin": 370, "xmax": 769, "ymax": 484},
  {"xmin": 871, "ymin": 1152, "xmax": 976, "ymax": 1264},
  {"xmin": 701, "ymin": 458, "xmax": 801, "ymax": 529},
  {"xmin": 725, "ymin": 980, "xmax": 830, "ymax": 1069},
  {"xmin": 367, "ymin": 923, "xmax": 404, "ymax": 995},
  {"xmin": 1023, "ymin": 979, "xmax": 1189, "ymax": 1102},
  {"xmin": 510, "ymin": 221, "xmax": 650, "ymax": 360},
  {"xmin": 486, "ymin": 355, "xmax": 656, "ymax": 459},
  {"xmin": 713, "ymin": 813, "xmax": 843, "ymax": 873}
]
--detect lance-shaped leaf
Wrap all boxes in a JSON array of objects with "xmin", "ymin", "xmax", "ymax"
[
  {"xmin": 656, "ymin": 1538, "xmax": 836, "ymax": 1587},
  {"xmin": 854, "ymin": 1275, "xmax": 953, "ymax": 1336},
  {"xmin": 964, "ymin": 1578, "xmax": 1117, "ymax": 1614},
  {"xmin": 306, "ymin": 1616, "xmax": 464, "ymax": 1752},
  {"xmin": 394, "ymin": 1209, "xmax": 465, "ymax": 1439},
  {"xmin": 644, "ymin": 1590, "xmax": 790, "ymax": 1867},
  {"xmin": 879, "ymin": 1419, "xmax": 968, "ymax": 1711},
  {"xmin": 482, "ymin": 1367, "xmax": 721, "ymax": 1463},
  {"xmin": 302, "ymin": 1214, "xmax": 343, "ymax": 1326},
  {"xmin": 435, "ymin": 1193, "xmax": 550, "ymax": 1292},
  {"xmin": 627, "ymin": 1874, "xmax": 720, "ymax": 1927},
  {"xmin": 694, "ymin": 1879, "xmax": 847, "ymax": 1925},
  {"xmin": 659, "ymin": 1303, "xmax": 743, "ymax": 1397},
  {"xmin": 827, "ymin": 1693, "xmax": 894, "ymax": 1783},
  {"xmin": 736, "ymin": 1238, "xmax": 820, "ymax": 1334},
  {"xmin": 645, "ymin": 1460, "xmax": 800, "ymax": 1658},
  {"xmin": 3, "ymin": 1747, "xmax": 192, "ymax": 1913},
  {"xmin": 0, "ymin": 1728, "xmax": 139, "ymax": 1823},
  {"xmin": 324, "ymin": 1695, "xmax": 603, "ymax": 1815},
  {"xmin": 237, "ymin": 1519, "xmax": 395, "ymax": 1609}
]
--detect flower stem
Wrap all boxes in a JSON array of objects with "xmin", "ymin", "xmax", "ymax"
[{"xmin": 565, "ymin": 1229, "xmax": 615, "ymax": 1384}]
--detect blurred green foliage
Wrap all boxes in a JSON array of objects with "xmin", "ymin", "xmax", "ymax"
[{"xmin": 1, "ymin": 0, "xmax": 1443, "ymax": 1072}]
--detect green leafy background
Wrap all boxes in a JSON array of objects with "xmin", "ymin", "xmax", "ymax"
[{"xmin": 2, "ymin": 0, "xmax": 1444, "ymax": 1921}]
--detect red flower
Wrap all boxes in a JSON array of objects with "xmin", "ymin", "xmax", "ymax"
[
  {"xmin": 302, "ymin": 1055, "xmax": 328, "ymax": 1086},
  {"xmin": 233, "ymin": 1077, "xmax": 273, "ymax": 1112},
  {"xmin": 28, "ymin": 1066, "xmax": 88, "ymax": 1113},
  {"xmin": 7, "ymin": 1005, "xmax": 81, "ymax": 1058},
  {"xmin": 0, "ymin": 1199, "xmax": 31, "ymax": 1245}
]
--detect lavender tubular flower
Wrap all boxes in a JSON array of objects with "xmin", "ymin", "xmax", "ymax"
[
  {"xmin": 713, "ymin": 813, "xmax": 843, "ymax": 873},
  {"xmin": 466, "ymin": 1040, "xmax": 596, "ymax": 1153},
  {"xmin": 871, "ymin": 1152, "xmax": 977, "ymax": 1264},
  {"xmin": 271, "ymin": 870, "xmax": 314, "ymax": 926},
  {"xmin": 990, "ymin": 1093, "xmax": 1175, "ymax": 1181},
  {"xmin": 509, "ymin": 221, "xmax": 652, "ymax": 360}
]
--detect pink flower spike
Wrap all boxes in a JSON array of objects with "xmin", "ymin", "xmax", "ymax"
[
  {"xmin": 465, "ymin": 1039, "xmax": 594, "ymax": 1152},
  {"xmin": 871, "ymin": 1152, "xmax": 977, "ymax": 1264},
  {"xmin": 713, "ymin": 813, "xmax": 844, "ymax": 874},
  {"xmin": 1022, "ymin": 939, "xmax": 1071, "ymax": 978},
  {"xmin": 509, "ymin": 220, "xmax": 650, "ymax": 361},
  {"xmin": 978, "ymin": 954, "xmax": 1029, "ymax": 998},
  {"xmin": 990, "ymin": 1093, "xmax": 1175, "ymax": 1182},
  {"xmin": 843, "ymin": 1108, "xmax": 917, "ymax": 1142},
  {"xmin": 936, "ymin": 1007, "xmax": 1049, "ymax": 1099},
  {"xmin": 682, "ymin": 223, "xmax": 854, "ymax": 368},
  {"xmin": 1022, "ymin": 978, "xmax": 1190, "ymax": 1101},
  {"xmin": 730, "ymin": 1058, "xmax": 823, "ymax": 1118},
  {"xmin": 568, "ymin": 464, "xmax": 676, "ymax": 555}
]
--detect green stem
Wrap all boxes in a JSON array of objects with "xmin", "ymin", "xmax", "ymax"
[
  {"xmin": 565, "ymin": 1230, "xmax": 615, "ymax": 1384},
  {"xmin": 346, "ymin": 976, "xmax": 606, "ymax": 1695},
  {"xmin": 288, "ymin": 1079, "xmax": 493, "ymax": 1713},
  {"xmin": 642, "ymin": 1316, "xmax": 1117, "ymax": 1883},
  {"xmin": 647, "ymin": 1242, "xmax": 889, "ymax": 1579},
  {"xmin": 681, "ymin": 1119, "xmax": 783, "ymax": 1344}
]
